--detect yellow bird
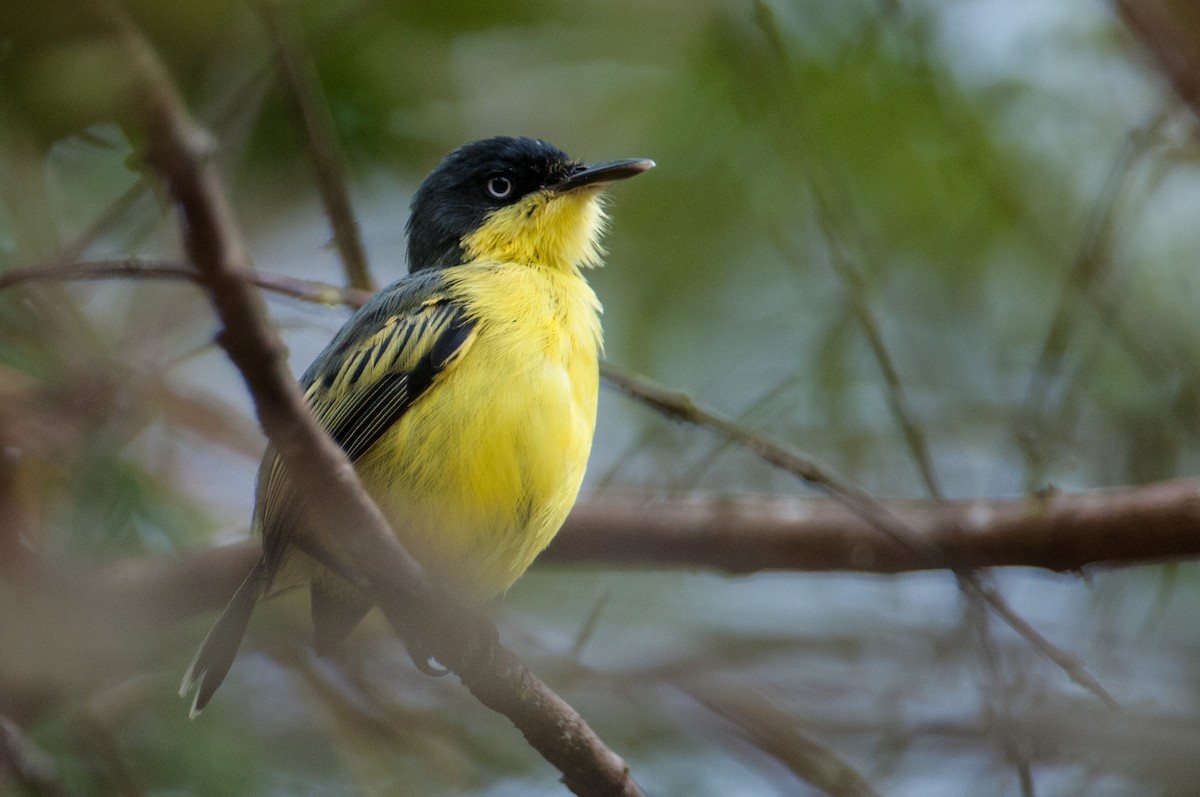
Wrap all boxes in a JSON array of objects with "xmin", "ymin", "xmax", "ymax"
[{"xmin": 181, "ymin": 136, "xmax": 653, "ymax": 715}]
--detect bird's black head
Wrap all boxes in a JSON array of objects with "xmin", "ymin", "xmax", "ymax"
[
  {"xmin": 405, "ymin": 136, "xmax": 653, "ymax": 273},
  {"xmin": 406, "ymin": 137, "xmax": 575, "ymax": 272}
]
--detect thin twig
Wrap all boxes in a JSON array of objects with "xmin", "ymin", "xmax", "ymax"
[
  {"xmin": 57, "ymin": 176, "xmax": 152, "ymax": 263},
  {"xmin": 754, "ymin": 0, "xmax": 943, "ymax": 500},
  {"xmin": 673, "ymin": 371, "xmax": 805, "ymax": 490},
  {"xmin": 679, "ymin": 679, "xmax": 880, "ymax": 797},
  {"xmin": 600, "ymin": 362, "xmax": 1117, "ymax": 708},
  {"xmin": 1015, "ymin": 119, "xmax": 1158, "ymax": 485},
  {"xmin": 823, "ymin": 239, "xmax": 943, "ymax": 499},
  {"xmin": 49, "ymin": 49, "xmax": 278, "ymax": 265},
  {"xmin": 94, "ymin": 4, "xmax": 641, "ymax": 794},
  {"xmin": 966, "ymin": 604, "xmax": 1035, "ymax": 797},
  {"xmin": 569, "ymin": 590, "xmax": 612, "ymax": 659},
  {"xmin": 748, "ymin": 0, "xmax": 1117, "ymax": 724},
  {"xmin": 263, "ymin": 2, "xmax": 375, "ymax": 292},
  {"xmin": 0, "ymin": 716, "xmax": 77, "ymax": 797},
  {"xmin": 0, "ymin": 257, "xmax": 371, "ymax": 307}
]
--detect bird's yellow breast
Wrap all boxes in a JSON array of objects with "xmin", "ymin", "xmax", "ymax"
[{"xmin": 353, "ymin": 261, "xmax": 601, "ymax": 599}]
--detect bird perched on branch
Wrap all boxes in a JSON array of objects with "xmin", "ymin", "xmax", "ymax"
[{"xmin": 181, "ymin": 136, "xmax": 653, "ymax": 715}]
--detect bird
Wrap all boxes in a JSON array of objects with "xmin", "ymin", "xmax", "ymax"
[{"xmin": 180, "ymin": 136, "xmax": 653, "ymax": 716}]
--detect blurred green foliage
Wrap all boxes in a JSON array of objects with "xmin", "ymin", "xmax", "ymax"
[{"xmin": 4, "ymin": 0, "xmax": 1200, "ymax": 795}]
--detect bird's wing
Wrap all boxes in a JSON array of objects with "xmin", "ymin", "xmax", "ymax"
[
  {"xmin": 306, "ymin": 295, "xmax": 475, "ymax": 462},
  {"xmin": 255, "ymin": 271, "xmax": 477, "ymax": 568}
]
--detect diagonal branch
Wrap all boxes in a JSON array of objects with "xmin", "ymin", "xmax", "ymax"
[
  {"xmin": 600, "ymin": 363, "xmax": 1117, "ymax": 708},
  {"xmin": 1116, "ymin": 0, "xmax": 1200, "ymax": 120},
  {"xmin": 679, "ymin": 679, "xmax": 880, "ymax": 797},
  {"xmin": 93, "ymin": 4, "xmax": 641, "ymax": 795},
  {"xmin": 754, "ymin": 0, "xmax": 943, "ymax": 500},
  {"xmin": 0, "ymin": 715, "xmax": 77, "ymax": 797},
  {"xmin": 263, "ymin": 3, "xmax": 376, "ymax": 292}
]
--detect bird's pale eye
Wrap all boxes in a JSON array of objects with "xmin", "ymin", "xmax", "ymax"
[{"xmin": 486, "ymin": 175, "xmax": 514, "ymax": 199}]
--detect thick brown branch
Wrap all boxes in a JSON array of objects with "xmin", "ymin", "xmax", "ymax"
[
  {"xmin": 1116, "ymin": 0, "xmax": 1200, "ymax": 120},
  {"xmin": 97, "ymin": 6, "xmax": 641, "ymax": 795},
  {"xmin": 136, "ymin": 478, "xmax": 1200, "ymax": 629},
  {"xmin": 547, "ymin": 480, "xmax": 1200, "ymax": 574},
  {"xmin": 4, "ymin": 477, "xmax": 1191, "ymax": 731}
]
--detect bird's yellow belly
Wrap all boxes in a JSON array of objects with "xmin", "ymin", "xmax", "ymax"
[{"xmin": 355, "ymin": 265, "xmax": 600, "ymax": 599}]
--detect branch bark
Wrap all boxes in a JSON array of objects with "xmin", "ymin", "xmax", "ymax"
[
  {"xmin": 1116, "ymin": 0, "xmax": 1200, "ymax": 120},
  {"xmin": 547, "ymin": 479, "xmax": 1200, "ymax": 574},
  {"xmin": 137, "ymin": 477, "xmax": 1200, "ymax": 626}
]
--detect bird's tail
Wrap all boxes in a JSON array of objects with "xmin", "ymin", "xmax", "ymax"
[{"xmin": 180, "ymin": 558, "xmax": 270, "ymax": 718}]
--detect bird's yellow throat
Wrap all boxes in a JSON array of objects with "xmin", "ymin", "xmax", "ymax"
[{"xmin": 461, "ymin": 188, "xmax": 609, "ymax": 273}]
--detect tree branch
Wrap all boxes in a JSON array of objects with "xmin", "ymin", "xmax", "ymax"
[
  {"xmin": 94, "ymin": 5, "xmax": 641, "ymax": 795},
  {"xmin": 548, "ymin": 479, "xmax": 1200, "ymax": 573},
  {"xmin": 755, "ymin": 0, "xmax": 943, "ymax": 500},
  {"xmin": 0, "ymin": 715, "xmax": 76, "ymax": 797},
  {"xmin": 600, "ymin": 364, "xmax": 1117, "ymax": 707},
  {"xmin": 112, "ymin": 476, "xmax": 1200, "ymax": 636},
  {"xmin": 263, "ymin": 3, "xmax": 375, "ymax": 292},
  {"xmin": 0, "ymin": 257, "xmax": 371, "ymax": 307},
  {"xmin": 1116, "ymin": 0, "xmax": 1200, "ymax": 121},
  {"xmin": 678, "ymin": 679, "xmax": 880, "ymax": 797}
]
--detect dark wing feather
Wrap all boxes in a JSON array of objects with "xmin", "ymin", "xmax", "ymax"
[
  {"xmin": 255, "ymin": 270, "xmax": 476, "ymax": 567},
  {"xmin": 314, "ymin": 299, "xmax": 475, "ymax": 461}
]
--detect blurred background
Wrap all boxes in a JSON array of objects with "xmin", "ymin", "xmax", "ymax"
[{"xmin": 3, "ymin": 0, "xmax": 1200, "ymax": 794}]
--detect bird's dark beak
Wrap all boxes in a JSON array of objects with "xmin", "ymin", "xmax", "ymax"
[{"xmin": 551, "ymin": 158, "xmax": 655, "ymax": 193}]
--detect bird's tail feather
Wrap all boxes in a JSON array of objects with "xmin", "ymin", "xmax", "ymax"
[{"xmin": 180, "ymin": 558, "xmax": 269, "ymax": 718}]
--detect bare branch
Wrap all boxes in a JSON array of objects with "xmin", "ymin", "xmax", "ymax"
[
  {"xmin": 548, "ymin": 479, "xmax": 1200, "ymax": 573},
  {"xmin": 1, "ymin": 133, "xmax": 1120, "ymax": 709},
  {"xmin": 1015, "ymin": 114, "xmax": 1161, "ymax": 486},
  {"xmin": 72, "ymin": 475, "xmax": 1200, "ymax": 631},
  {"xmin": 600, "ymin": 363, "xmax": 1117, "ymax": 707},
  {"xmin": 264, "ymin": 3, "xmax": 375, "ymax": 292},
  {"xmin": 754, "ymin": 0, "xmax": 942, "ymax": 500},
  {"xmin": 12, "ymin": 260, "xmax": 1197, "ymax": 572},
  {"xmin": 93, "ymin": 5, "xmax": 641, "ymax": 794},
  {"xmin": 0, "ymin": 257, "xmax": 371, "ymax": 307},
  {"xmin": 0, "ymin": 715, "xmax": 77, "ymax": 797},
  {"xmin": 1116, "ymin": 0, "xmax": 1200, "ymax": 120},
  {"xmin": 680, "ymin": 679, "xmax": 880, "ymax": 797}
]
